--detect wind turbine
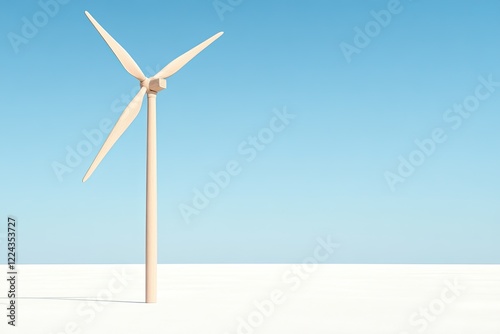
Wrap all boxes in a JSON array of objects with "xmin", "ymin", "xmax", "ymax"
[{"xmin": 82, "ymin": 11, "xmax": 223, "ymax": 303}]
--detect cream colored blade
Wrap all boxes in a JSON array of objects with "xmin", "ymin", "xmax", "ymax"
[
  {"xmin": 83, "ymin": 87, "xmax": 147, "ymax": 182},
  {"xmin": 85, "ymin": 11, "xmax": 146, "ymax": 81},
  {"xmin": 154, "ymin": 32, "xmax": 224, "ymax": 79}
]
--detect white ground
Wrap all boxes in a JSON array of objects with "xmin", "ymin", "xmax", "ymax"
[{"xmin": 0, "ymin": 264, "xmax": 499, "ymax": 333}]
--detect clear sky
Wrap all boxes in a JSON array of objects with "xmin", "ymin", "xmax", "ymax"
[{"xmin": 1, "ymin": 0, "xmax": 499, "ymax": 264}]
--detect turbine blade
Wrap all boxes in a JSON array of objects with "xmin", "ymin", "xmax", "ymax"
[
  {"xmin": 154, "ymin": 32, "xmax": 224, "ymax": 79},
  {"xmin": 85, "ymin": 11, "xmax": 146, "ymax": 81},
  {"xmin": 83, "ymin": 87, "xmax": 147, "ymax": 182}
]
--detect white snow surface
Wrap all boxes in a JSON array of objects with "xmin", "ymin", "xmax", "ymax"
[{"xmin": 1, "ymin": 264, "xmax": 499, "ymax": 333}]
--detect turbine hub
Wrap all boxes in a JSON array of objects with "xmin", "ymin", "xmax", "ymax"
[{"xmin": 141, "ymin": 78, "xmax": 166, "ymax": 93}]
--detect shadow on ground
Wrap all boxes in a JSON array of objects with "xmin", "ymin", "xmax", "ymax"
[{"xmin": 0, "ymin": 297, "xmax": 143, "ymax": 303}]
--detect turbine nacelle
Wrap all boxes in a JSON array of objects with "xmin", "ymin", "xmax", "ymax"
[{"xmin": 142, "ymin": 78, "xmax": 166, "ymax": 93}]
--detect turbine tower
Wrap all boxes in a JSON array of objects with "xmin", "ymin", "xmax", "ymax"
[{"xmin": 82, "ymin": 11, "xmax": 223, "ymax": 303}]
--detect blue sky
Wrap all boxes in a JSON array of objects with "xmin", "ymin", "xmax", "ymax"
[{"xmin": 1, "ymin": 0, "xmax": 499, "ymax": 264}]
